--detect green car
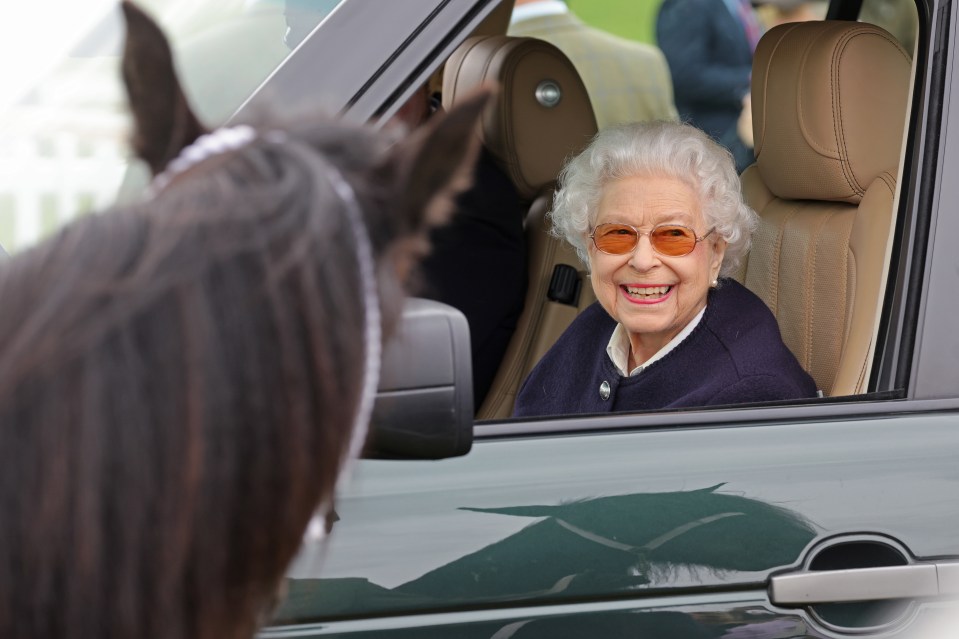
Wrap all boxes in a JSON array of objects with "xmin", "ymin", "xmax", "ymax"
[{"xmin": 2, "ymin": 0, "xmax": 957, "ymax": 637}]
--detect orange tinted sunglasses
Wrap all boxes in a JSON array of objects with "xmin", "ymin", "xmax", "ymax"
[{"xmin": 589, "ymin": 223, "xmax": 715, "ymax": 257}]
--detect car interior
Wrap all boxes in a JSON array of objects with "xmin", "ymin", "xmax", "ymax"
[
  {"xmin": 441, "ymin": 34, "xmax": 599, "ymax": 419},
  {"xmin": 427, "ymin": 0, "xmax": 919, "ymax": 420}
]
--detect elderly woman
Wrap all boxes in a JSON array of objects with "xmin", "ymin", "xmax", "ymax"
[{"xmin": 513, "ymin": 122, "xmax": 816, "ymax": 417}]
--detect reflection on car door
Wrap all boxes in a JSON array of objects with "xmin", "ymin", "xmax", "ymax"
[{"xmin": 264, "ymin": 407, "xmax": 959, "ymax": 638}]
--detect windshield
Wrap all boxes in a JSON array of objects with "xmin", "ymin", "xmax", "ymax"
[{"xmin": 0, "ymin": 0, "xmax": 344, "ymax": 254}]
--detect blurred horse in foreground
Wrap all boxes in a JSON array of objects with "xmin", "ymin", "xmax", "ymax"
[{"xmin": 0, "ymin": 3, "xmax": 486, "ymax": 638}]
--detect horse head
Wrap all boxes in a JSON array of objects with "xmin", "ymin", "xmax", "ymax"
[{"xmin": 0, "ymin": 3, "xmax": 489, "ymax": 638}]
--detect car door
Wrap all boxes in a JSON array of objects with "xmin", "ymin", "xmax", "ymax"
[
  {"xmin": 268, "ymin": 406, "xmax": 959, "ymax": 638},
  {"xmin": 256, "ymin": 0, "xmax": 959, "ymax": 637}
]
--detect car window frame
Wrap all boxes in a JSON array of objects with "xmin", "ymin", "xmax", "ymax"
[
  {"xmin": 892, "ymin": 0, "xmax": 957, "ymax": 401},
  {"xmin": 233, "ymin": 0, "xmax": 503, "ymax": 126}
]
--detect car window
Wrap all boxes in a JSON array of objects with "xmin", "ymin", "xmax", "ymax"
[
  {"xmin": 465, "ymin": 0, "xmax": 921, "ymax": 421},
  {"xmin": 0, "ymin": 0, "xmax": 345, "ymax": 255}
]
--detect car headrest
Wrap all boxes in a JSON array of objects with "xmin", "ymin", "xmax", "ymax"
[
  {"xmin": 443, "ymin": 35, "xmax": 597, "ymax": 200},
  {"xmin": 752, "ymin": 21, "xmax": 911, "ymax": 204}
]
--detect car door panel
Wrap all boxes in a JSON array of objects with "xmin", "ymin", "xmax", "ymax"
[
  {"xmin": 911, "ymin": 0, "xmax": 959, "ymax": 400},
  {"xmin": 267, "ymin": 408, "xmax": 959, "ymax": 636}
]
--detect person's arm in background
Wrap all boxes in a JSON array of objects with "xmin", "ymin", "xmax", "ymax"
[{"xmin": 721, "ymin": 94, "xmax": 754, "ymax": 170}]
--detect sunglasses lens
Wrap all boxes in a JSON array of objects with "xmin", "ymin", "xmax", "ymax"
[
  {"xmin": 650, "ymin": 225, "xmax": 697, "ymax": 256},
  {"xmin": 592, "ymin": 224, "xmax": 701, "ymax": 256},
  {"xmin": 593, "ymin": 224, "xmax": 638, "ymax": 254}
]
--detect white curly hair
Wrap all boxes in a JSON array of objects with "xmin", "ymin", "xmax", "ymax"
[{"xmin": 550, "ymin": 121, "xmax": 757, "ymax": 277}]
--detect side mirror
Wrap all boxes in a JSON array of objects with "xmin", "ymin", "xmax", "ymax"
[{"xmin": 365, "ymin": 298, "xmax": 474, "ymax": 459}]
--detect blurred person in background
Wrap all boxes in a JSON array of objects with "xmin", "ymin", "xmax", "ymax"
[
  {"xmin": 753, "ymin": 0, "xmax": 827, "ymax": 29},
  {"xmin": 656, "ymin": 0, "xmax": 761, "ymax": 172},
  {"xmin": 509, "ymin": 0, "xmax": 678, "ymax": 128},
  {"xmin": 388, "ymin": 84, "xmax": 528, "ymax": 411},
  {"xmin": 734, "ymin": 0, "xmax": 827, "ymax": 151}
]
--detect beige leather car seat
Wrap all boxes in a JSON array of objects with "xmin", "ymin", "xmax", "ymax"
[
  {"xmin": 442, "ymin": 35, "xmax": 598, "ymax": 419},
  {"xmin": 739, "ymin": 21, "xmax": 911, "ymax": 396}
]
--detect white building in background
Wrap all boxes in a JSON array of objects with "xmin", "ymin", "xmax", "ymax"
[
  {"xmin": 0, "ymin": 0, "xmax": 292, "ymax": 254},
  {"xmin": 0, "ymin": 106, "xmax": 129, "ymax": 252}
]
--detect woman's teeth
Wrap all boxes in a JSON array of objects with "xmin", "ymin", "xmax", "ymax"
[{"xmin": 624, "ymin": 285, "xmax": 671, "ymax": 298}]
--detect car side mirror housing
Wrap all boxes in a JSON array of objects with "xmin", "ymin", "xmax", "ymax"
[{"xmin": 365, "ymin": 298, "xmax": 474, "ymax": 459}]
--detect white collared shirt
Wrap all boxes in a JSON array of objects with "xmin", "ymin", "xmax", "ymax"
[
  {"xmin": 510, "ymin": 0, "xmax": 569, "ymax": 25},
  {"xmin": 606, "ymin": 306, "xmax": 706, "ymax": 377}
]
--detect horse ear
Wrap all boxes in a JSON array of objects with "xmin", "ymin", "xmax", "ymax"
[
  {"xmin": 120, "ymin": 0, "xmax": 207, "ymax": 176},
  {"xmin": 388, "ymin": 88, "xmax": 492, "ymax": 231}
]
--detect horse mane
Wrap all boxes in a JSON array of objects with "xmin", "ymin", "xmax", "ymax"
[{"xmin": 0, "ymin": 3, "xmax": 489, "ymax": 638}]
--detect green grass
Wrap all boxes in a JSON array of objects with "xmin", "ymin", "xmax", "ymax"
[{"xmin": 567, "ymin": 0, "xmax": 664, "ymax": 45}]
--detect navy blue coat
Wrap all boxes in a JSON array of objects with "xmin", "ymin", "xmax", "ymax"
[
  {"xmin": 513, "ymin": 280, "xmax": 817, "ymax": 417},
  {"xmin": 656, "ymin": 0, "xmax": 755, "ymax": 171}
]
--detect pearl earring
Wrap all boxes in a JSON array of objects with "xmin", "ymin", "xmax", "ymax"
[{"xmin": 711, "ymin": 279, "xmax": 718, "ymax": 287}]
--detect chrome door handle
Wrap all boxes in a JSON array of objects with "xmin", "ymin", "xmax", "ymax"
[{"xmin": 769, "ymin": 563, "xmax": 959, "ymax": 605}]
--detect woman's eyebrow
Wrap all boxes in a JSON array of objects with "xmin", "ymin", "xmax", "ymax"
[
  {"xmin": 652, "ymin": 210, "xmax": 697, "ymax": 223},
  {"xmin": 595, "ymin": 213, "xmax": 697, "ymax": 226}
]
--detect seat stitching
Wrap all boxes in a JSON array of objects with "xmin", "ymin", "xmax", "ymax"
[
  {"xmin": 796, "ymin": 27, "xmax": 841, "ymax": 159},
  {"xmin": 806, "ymin": 211, "xmax": 833, "ymax": 371},
  {"xmin": 877, "ymin": 170, "xmax": 896, "ymax": 194},
  {"xmin": 834, "ymin": 30, "xmax": 906, "ymax": 198},
  {"xmin": 756, "ymin": 24, "xmax": 800, "ymax": 156},
  {"xmin": 831, "ymin": 33, "xmax": 862, "ymax": 198},
  {"xmin": 770, "ymin": 204, "xmax": 799, "ymax": 320}
]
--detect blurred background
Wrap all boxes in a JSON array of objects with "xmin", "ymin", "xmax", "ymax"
[
  {"xmin": 0, "ymin": 0, "xmax": 341, "ymax": 253},
  {"xmin": 0, "ymin": 0, "xmax": 915, "ymax": 254}
]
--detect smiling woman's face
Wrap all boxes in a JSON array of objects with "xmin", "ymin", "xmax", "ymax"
[{"xmin": 588, "ymin": 173, "xmax": 726, "ymax": 366}]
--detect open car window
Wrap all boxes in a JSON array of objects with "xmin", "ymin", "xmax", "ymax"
[{"xmin": 463, "ymin": 0, "xmax": 923, "ymax": 422}]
